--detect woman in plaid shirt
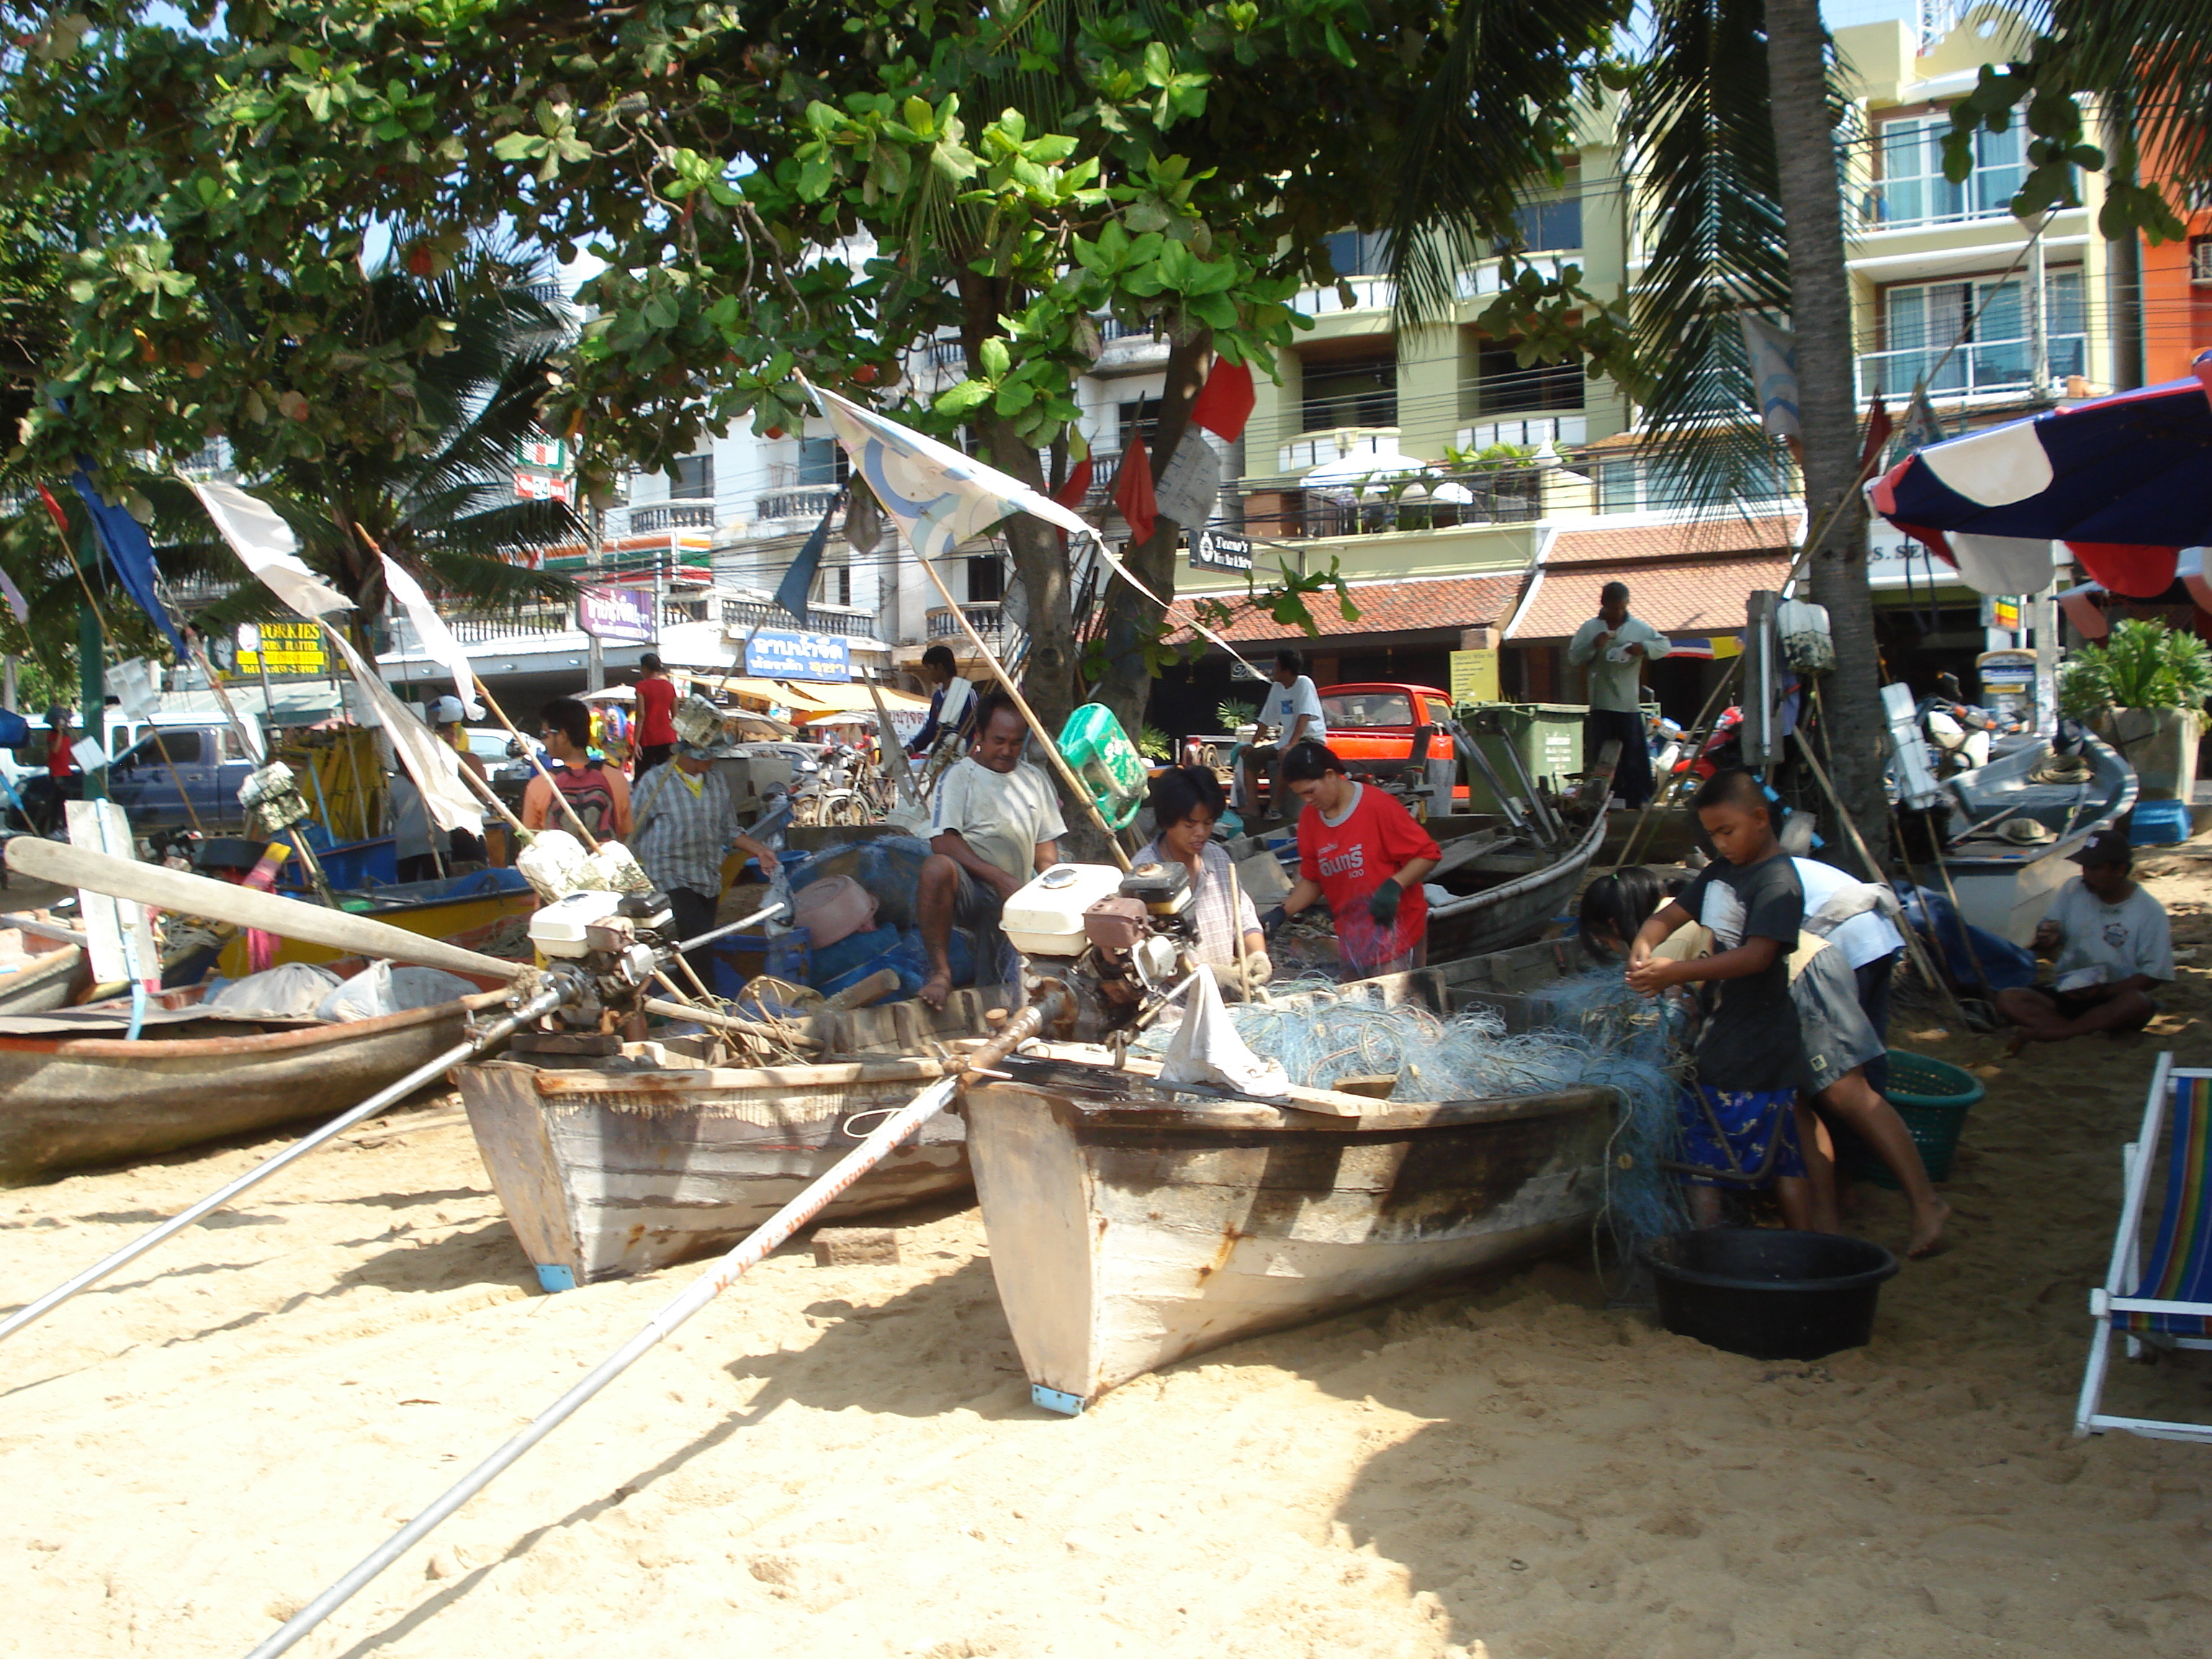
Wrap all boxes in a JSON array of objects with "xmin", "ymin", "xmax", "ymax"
[{"xmin": 1135, "ymin": 767, "xmax": 1272, "ymax": 997}]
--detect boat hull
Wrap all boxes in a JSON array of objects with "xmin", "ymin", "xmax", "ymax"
[
  {"xmin": 0, "ymin": 997, "xmax": 480, "ymax": 1186},
  {"xmin": 216, "ymin": 871, "xmax": 538, "ymax": 976},
  {"xmin": 966, "ymin": 1076, "xmax": 1614, "ymax": 1408},
  {"xmin": 0, "ymin": 944, "xmax": 84, "ymax": 1015},
  {"xmin": 1937, "ymin": 733, "xmax": 2138, "ymax": 945},
  {"xmin": 1425, "ymin": 809, "xmax": 1606, "ymax": 963},
  {"xmin": 454, "ymin": 1055, "xmax": 973, "ymax": 1288}
]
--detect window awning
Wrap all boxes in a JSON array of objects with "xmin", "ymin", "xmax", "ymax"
[{"xmin": 1506, "ymin": 555, "xmax": 1797, "ymax": 642}]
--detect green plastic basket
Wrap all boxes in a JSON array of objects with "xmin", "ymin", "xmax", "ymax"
[{"xmin": 1840, "ymin": 1049, "xmax": 1984, "ymax": 1188}]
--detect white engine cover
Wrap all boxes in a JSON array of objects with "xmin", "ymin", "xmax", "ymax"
[
  {"xmin": 529, "ymin": 890, "xmax": 627, "ymax": 958},
  {"xmin": 1002, "ymin": 863, "xmax": 1127, "ymax": 957}
]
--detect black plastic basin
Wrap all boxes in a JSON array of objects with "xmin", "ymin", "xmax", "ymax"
[{"xmin": 1642, "ymin": 1228, "xmax": 1899, "ymax": 1361}]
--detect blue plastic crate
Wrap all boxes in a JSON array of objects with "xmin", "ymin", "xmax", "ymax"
[
  {"xmin": 2128, "ymin": 799, "xmax": 2193, "ymax": 846},
  {"xmin": 705, "ymin": 931, "xmax": 811, "ymax": 998}
]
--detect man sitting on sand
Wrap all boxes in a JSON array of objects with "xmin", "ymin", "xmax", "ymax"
[
  {"xmin": 1995, "ymin": 830, "xmax": 2171, "ymax": 1046},
  {"xmin": 917, "ymin": 693, "xmax": 1066, "ymax": 1008}
]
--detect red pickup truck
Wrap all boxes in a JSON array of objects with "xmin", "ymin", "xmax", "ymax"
[{"xmin": 1223, "ymin": 681, "xmax": 1463, "ymax": 816}]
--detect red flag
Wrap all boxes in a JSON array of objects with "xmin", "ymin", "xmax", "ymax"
[
  {"xmin": 1111, "ymin": 444, "xmax": 1157, "ymax": 544},
  {"xmin": 35, "ymin": 484, "xmax": 72, "ymax": 536},
  {"xmin": 1190, "ymin": 359, "xmax": 1256, "ymax": 442},
  {"xmin": 1856, "ymin": 394, "xmax": 1893, "ymax": 478},
  {"xmin": 1050, "ymin": 456, "xmax": 1094, "ymax": 509}
]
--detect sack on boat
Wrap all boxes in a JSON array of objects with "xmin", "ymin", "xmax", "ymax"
[
  {"xmin": 793, "ymin": 875, "xmax": 878, "ymax": 948},
  {"xmin": 202, "ymin": 963, "xmax": 342, "ymax": 1018},
  {"xmin": 1159, "ymin": 968, "xmax": 1290, "ymax": 1100},
  {"xmin": 315, "ymin": 961, "xmax": 481, "ymax": 1023}
]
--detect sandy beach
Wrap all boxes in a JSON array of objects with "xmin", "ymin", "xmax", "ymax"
[{"xmin": 5, "ymin": 860, "xmax": 2212, "ymax": 1658}]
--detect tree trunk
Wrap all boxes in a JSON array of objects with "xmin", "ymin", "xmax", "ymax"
[
  {"xmin": 1094, "ymin": 326, "xmax": 1215, "ymax": 742},
  {"xmin": 1764, "ymin": 0, "xmax": 1890, "ymax": 869}
]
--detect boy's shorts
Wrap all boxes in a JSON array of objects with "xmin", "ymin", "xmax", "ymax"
[{"xmin": 1676, "ymin": 1084, "xmax": 1805, "ymax": 1187}]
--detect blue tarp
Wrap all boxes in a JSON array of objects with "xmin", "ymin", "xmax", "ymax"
[{"xmin": 1892, "ymin": 881, "xmax": 2038, "ymax": 993}]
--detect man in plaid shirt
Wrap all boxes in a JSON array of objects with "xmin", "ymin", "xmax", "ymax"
[{"xmin": 631, "ymin": 739, "xmax": 779, "ymax": 980}]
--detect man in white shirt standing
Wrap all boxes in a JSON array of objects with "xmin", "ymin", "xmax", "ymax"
[
  {"xmin": 1996, "ymin": 830, "xmax": 2172, "ymax": 1045},
  {"xmin": 1567, "ymin": 580, "xmax": 1671, "ymax": 808},
  {"xmin": 1235, "ymin": 649, "xmax": 1328, "ymax": 819},
  {"xmin": 918, "ymin": 693, "xmax": 1067, "ymax": 1008}
]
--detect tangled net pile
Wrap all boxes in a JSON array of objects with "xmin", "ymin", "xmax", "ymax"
[{"xmin": 1138, "ymin": 965, "xmax": 1693, "ymax": 1259}]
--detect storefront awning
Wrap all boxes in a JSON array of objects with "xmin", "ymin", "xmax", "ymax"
[{"xmin": 1505, "ymin": 554, "xmax": 1797, "ymax": 642}]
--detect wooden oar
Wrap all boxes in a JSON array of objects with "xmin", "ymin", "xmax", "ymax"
[
  {"xmin": 4, "ymin": 837, "xmax": 526, "ymax": 982},
  {"xmin": 241, "ymin": 988, "xmax": 1068, "ymax": 1659}
]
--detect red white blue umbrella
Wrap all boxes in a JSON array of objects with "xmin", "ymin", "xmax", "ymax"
[{"xmin": 1868, "ymin": 348, "xmax": 2212, "ymax": 598}]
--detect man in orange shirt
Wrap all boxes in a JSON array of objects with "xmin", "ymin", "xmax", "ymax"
[{"xmin": 1280, "ymin": 742, "xmax": 1441, "ymax": 977}]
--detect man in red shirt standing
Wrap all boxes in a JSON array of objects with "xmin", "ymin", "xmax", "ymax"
[
  {"xmin": 632, "ymin": 652, "xmax": 678, "ymax": 780},
  {"xmin": 1281, "ymin": 742, "xmax": 1442, "ymax": 977}
]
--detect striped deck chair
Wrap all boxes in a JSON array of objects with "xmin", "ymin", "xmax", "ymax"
[{"xmin": 2074, "ymin": 1058, "xmax": 2212, "ymax": 1442}]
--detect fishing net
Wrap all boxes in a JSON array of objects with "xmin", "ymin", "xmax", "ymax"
[{"xmin": 1135, "ymin": 964, "xmax": 1693, "ymax": 1269}]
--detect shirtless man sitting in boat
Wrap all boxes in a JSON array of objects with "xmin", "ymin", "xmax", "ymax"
[{"xmin": 917, "ymin": 694, "xmax": 1065, "ymax": 1008}]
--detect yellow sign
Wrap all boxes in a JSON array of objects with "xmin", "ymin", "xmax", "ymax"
[
  {"xmin": 1449, "ymin": 648, "xmax": 1498, "ymax": 705},
  {"xmin": 236, "ymin": 621, "xmax": 328, "ymax": 676}
]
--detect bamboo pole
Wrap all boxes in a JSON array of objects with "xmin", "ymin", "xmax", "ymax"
[
  {"xmin": 909, "ymin": 542, "xmax": 1130, "ymax": 872},
  {"xmin": 240, "ymin": 989, "xmax": 1066, "ymax": 1659},
  {"xmin": 0, "ymin": 983, "xmax": 558, "ymax": 1347}
]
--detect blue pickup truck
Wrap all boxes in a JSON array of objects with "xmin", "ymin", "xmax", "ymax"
[{"xmin": 13, "ymin": 722, "xmax": 259, "ymax": 836}]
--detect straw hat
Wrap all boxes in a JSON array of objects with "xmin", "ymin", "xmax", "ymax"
[{"xmin": 1998, "ymin": 817, "xmax": 2055, "ymax": 845}]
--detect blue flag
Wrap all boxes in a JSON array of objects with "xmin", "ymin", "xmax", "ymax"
[
  {"xmin": 69, "ymin": 465, "xmax": 186, "ymax": 656},
  {"xmin": 773, "ymin": 487, "xmax": 845, "ymax": 629}
]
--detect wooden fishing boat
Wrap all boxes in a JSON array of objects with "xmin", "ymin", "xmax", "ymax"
[
  {"xmin": 0, "ymin": 989, "xmax": 500, "ymax": 1187},
  {"xmin": 1423, "ymin": 806, "xmax": 1608, "ymax": 963},
  {"xmin": 454, "ymin": 986, "xmax": 1015, "ymax": 1290},
  {"xmin": 0, "ymin": 939, "xmax": 86, "ymax": 1014},
  {"xmin": 216, "ymin": 866, "xmax": 538, "ymax": 977},
  {"xmin": 962, "ymin": 942, "xmax": 1617, "ymax": 1412},
  {"xmin": 1933, "ymin": 732, "xmax": 2136, "ymax": 944}
]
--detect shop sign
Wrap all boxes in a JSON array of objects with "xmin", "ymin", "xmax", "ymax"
[{"xmin": 746, "ymin": 629, "xmax": 853, "ymax": 682}]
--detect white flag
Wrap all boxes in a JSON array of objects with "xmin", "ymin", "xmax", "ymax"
[
  {"xmin": 1738, "ymin": 313, "xmax": 1802, "ymax": 439},
  {"xmin": 380, "ymin": 554, "xmax": 482, "ymax": 719},
  {"xmin": 188, "ymin": 480, "xmax": 354, "ymax": 617},
  {"xmin": 320, "ymin": 626, "xmax": 485, "ymax": 837}
]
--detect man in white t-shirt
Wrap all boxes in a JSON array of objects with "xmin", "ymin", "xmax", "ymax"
[
  {"xmin": 918, "ymin": 693, "xmax": 1066, "ymax": 1007},
  {"xmin": 1996, "ymin": 830, "xmax": 2172, "ymax": 1045},
  {"xmin": 1792, "ymin": 855, "xmax": 1907, "ymax": 1094},
  {"xmin": 1567, "ymin": 580, "xmax": 1671, "ymax": 808},
  {"xmin": 1235, "ymin": 649, "xmax": 1328, "ymax": 818}
]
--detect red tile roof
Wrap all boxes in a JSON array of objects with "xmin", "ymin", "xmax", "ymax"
[
  {"xmin": 1509, "ymin": 554, "xmax": 1795, "ymax": 641},
  {"xmin": 1166, "ymin": 572, "xmax": 1524, "ymax": 644},
  {"xmin": 1545, "ymin": 515, "xmax": 1796, "ymax": 565}
]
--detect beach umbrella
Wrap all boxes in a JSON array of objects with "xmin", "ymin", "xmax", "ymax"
[{"xmin": 1868, "ymin": 349, "xmax": 2212, "ymax": 598}]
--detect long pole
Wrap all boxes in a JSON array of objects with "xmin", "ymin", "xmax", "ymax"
[
  {"xmin": 0, "ymin": 983, "xmax": 564, "ymax": 1348},
  {"xmin": 908, "ymin": 543, "xmax": 1130, "ymax": 871},
  {"xmin": 240, "ymin": 990, "xmax": 1063, "ymax": 1659}
]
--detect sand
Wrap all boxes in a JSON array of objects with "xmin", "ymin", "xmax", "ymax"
[{"xmin": 6, "ymin": 863, "xmax": 2212, "ymax": 1658}]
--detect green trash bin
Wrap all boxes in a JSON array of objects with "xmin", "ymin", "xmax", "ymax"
[{"xmin": 1455, "ymin": 702, "xmax": 1587, "ymax": 814}]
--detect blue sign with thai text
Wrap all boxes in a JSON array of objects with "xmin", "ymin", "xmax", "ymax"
[{"xmin": 745, "ymin": 629, "xmax": 853, "ymax": 682}]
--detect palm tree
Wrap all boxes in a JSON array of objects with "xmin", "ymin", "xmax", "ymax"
[
  {"xmin": 1387, "ymin": 0, "xmax": 2212, "ymax": 863},
  {"xmin": 2, "ymin": 248, "xmax": 584, "ymax": 693}
]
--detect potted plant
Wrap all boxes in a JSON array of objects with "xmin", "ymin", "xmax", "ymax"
[{"xmin": 2057, "ymin": 617, "xmax": 2212, "ymax": 800}]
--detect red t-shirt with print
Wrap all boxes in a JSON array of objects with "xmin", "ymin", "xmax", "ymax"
[
  {"xmin": 635, "ymin": 675, "xmax": 678, "ymax": 745},
  {"xmin": 1297, "ymin": 783, "xmax": 1442, "ymax": 968}
]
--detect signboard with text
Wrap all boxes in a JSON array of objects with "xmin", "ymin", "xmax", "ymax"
[
  {"xmin": 1189, "ymin": 527, "xmax": 1254, "ymax": 573},
  {"xmin": 1448, "ymin": 648, "xmax": 1498, "ymax": 705},
  {"xmin": 1866, "ymin": 524, "xmax": 1961, "ymax": 591},
  {"xmin": 577, "ymin": 584, "xmax": 656, "ymax": 644},
  {"xmin": 236, "ymin": 620, "xmax": 328, "ymax": 676},
  {"xmin": 745, "ymin": 629, "xmax": 854, "ymax": 682}
]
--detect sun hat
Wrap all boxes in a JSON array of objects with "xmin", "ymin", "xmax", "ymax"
[{"xmin": 1997, "ymin": 817, "xmax": 2054, "ymax": 845}]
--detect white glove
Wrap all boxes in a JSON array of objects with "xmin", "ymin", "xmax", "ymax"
[{"xmin": 1242, "ymin": 950, "xmax": 1273, "ymax": 991}]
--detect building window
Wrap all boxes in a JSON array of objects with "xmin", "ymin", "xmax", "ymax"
[
  {"xmin": 1301, "ymin": 351, "xmax": 1398, "ymax": 432},
  {"xmin": 1499, "ymin": 196, "xmax": 1582, "ymax": 253},
  {"xmin": 1118, "ymin": 397, "xmax": 1164, "ymax": 455},
  {"xmin": 2190, "ymin": 235, "xmax": 2212, "ymax": 284},
  {"xmin": 1474, "ymin": 341, "xmax": 1583, "ymax": 416},
  {"xmin": 1320, "ymin": 229, "xmax": 1394, "ymax": 279},
  {"xmin": 1596, "ymin": 460, "xmax": 1640, "ymax": 513},
  {"xmin": 966, "ymin": 554, "xmax": 1005, "ymax": 604},
  {"xmin": 666, "ymin": 453, "xmax": 713, "ymax": 499},
  {"xmin": 1863, "ymin": 269, "xmax": 2086, "ymax": 400},
  {"xmin": 1869, "ymin": 115, "xmax": 2027, "ymax": 228},
  {"xmin": 812, "ymin": 561, "xmax": 853, "ymax": 608},
  {"xmin": 797, "ymin": 437, "xmax": 850, "ymax": 487}
]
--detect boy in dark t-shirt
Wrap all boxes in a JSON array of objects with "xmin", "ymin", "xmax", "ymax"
[{"xmin": 1626, "ymin": 768, "xmax": 1816, "ymax": 1230}]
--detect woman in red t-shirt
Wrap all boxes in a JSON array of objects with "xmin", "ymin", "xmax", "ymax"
[
  {"xmin": 1281, "ymin": 742, "xmax": 1442, "ymax": 976},
  {"xmin": 631, "ymin": 652, "xmax": 678, "ymax": 779}
]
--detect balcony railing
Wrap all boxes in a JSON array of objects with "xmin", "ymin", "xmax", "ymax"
[
  {"xmin": 1855, "ymin": 334, "xmax": 2088, "ymax": 403},
  {"xmin": 1278, "ymin": 427, "xmax": 1403, "ymax": 475},
  {"xmin": 442, "ymin": 607, "xmax": 575, "ymax": 644},
  {"xmin": 755, "ymin": 484, "xmax": 845, "ymax": 523},
  {"xmin": 720, "ymin": 596, "xmax": 877, "ymax": 639},
  {"xmin": 927, "ymin": 602, "xmax": 1005, "ymax": 645},
  {"xmin": 1457, "ymin": 414, "xmax": 1587, "ymax": 451},
  {"xmin": 1290, "ymin": 472, "xmax": 1542, "ymax": 538},
  {"xmin": 613, "ymin": 500, "xmax": 717, "ymax": 536}
]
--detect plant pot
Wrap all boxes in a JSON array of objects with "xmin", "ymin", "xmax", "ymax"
[{"xmin": 2093, "ymin": 707, "xmax": 2200, "ymax": 801}]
